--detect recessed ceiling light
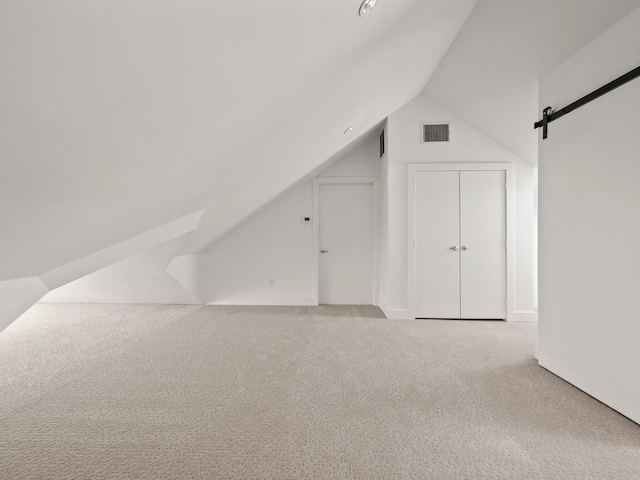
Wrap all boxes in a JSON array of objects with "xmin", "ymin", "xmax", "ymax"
[
  {"xmin": 359, "ymin": 0, "xmax": 377, "ymax": 16},
  {"xmin": 344, "ymin": 127, "xmax": 353, "ymax": 134}
]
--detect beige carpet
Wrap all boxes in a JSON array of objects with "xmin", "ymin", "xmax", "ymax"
[{"xmin": 0, "ymin": 304, "xmax": 638, "ymax": 479}]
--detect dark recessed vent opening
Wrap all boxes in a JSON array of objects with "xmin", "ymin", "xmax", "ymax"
[{"xmin": 422, "ymin": 123, "xmax": 450, "ymax": 143}]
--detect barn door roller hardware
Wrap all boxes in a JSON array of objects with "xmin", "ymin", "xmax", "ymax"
[{"xmin": 535, "ymin": 65, "xmax": 640, "ymax": 139}]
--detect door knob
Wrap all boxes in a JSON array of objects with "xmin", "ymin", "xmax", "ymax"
[
  {"xmin": 449, "ymin": 246, "xmax": 458, "ymax": 251},
  {"xmin": 320, "ymin": 249, "xmax": 329, "ymax": 254},
  {"xmin": 461, "ymin": 245, "xmax": 469, "ymax": 251}
]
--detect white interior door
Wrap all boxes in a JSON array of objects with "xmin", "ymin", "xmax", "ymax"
[
  {"xmin": 319, "ymin": 183, "xmax": 374, "ymax": 305},
  {"xmin": 415, "ymin": 171, "xmax": 460, "ymax": 318},
  {"xmin": 460, "ymin": 170, "xmax": 506, "ymax": 318}
]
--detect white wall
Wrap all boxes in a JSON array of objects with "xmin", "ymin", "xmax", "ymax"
[
  {"xmin": 40, "ymin": 235, "xmax": 198, "ymax": 305},
  {"xmin": 181, "ymin": 136, "xmax": 381, "ymax": 305},
  {"xmin": 379, "ymin": 93, "xmax": 537, "ymax": 320},
  {"xmin": 318, "ymin": 136, "xmax": 380, "ymax": 178},
  {"xmin": 38, "ymin": 182, "xmax": 317, "ymax": 307},
  {"xmin": 537, "ymin": 7, "xmax": 640, "ymax": 424},
  {"xmin": 0, "ymin": 277, "xmax": 49, "ymax": 333},
  {"xmin": 200, "ymin": 182, "xmax": 315, "ymax": 305},
  {"xmin": 34, "ymin": 212, "xmax": 203, "ymax": 307},
  {"xmin": 32, "ymin": 136, "xmax": 382, "ymax": 308}
]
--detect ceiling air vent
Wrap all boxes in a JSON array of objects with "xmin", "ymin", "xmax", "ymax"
[{"xmin": 422, "ymin": 123, "xmax": 450, "ymax": 143}]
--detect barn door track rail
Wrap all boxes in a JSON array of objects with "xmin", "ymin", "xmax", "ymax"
[{"xmin": 535, "ymin": 65, "xmax": 640, "ymax": 139}]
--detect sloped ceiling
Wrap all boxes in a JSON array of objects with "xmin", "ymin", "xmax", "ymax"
[
  {"xmin": 4, "ymin": 0, "xmax": 640, "ymax": 289},
  {"xmin": 424, "ymin": 0, "xmax": 640, "ymax": 165},
  {"xmin": 0, "ymin": 0, "xmax": 477, "ymax": 281}
]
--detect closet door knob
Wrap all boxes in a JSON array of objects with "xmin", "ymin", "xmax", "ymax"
[
  {"xmin": 449, "ymin": 246, "xmax": 458, "ymax": 251},
  {"xmin": 461, "ymin": 245, "xmax": 469, "ymax": 251}
]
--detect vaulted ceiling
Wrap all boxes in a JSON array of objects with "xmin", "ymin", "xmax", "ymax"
[
  {"xmin": 1, "ymin": 0, "xmax": 476, "ymax": 281},
  {"xmin": 2, "ymin": 0, "xmax": 639, "ymax": 288}
]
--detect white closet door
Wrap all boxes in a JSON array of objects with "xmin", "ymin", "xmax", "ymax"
[
  {"xmin": 415, "ymin": 171, "xmax": 460, "ymax": 318},
  {"xmin": 460, "ymin": 170, "xmax": 506, "ymax": 318}
]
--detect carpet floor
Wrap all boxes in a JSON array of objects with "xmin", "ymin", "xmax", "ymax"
[{"xmin": 0, "ymin": 304, "xmax": 639, "ymax": 479}]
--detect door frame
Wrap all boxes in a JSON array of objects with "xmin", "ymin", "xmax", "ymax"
[
  {"xmin": 407, "ymin": 163, "xmax": 514, "ymax": 321},
  {"xmin": 312, "ymin": 177, "xmax": 379, "ymax": 306}
]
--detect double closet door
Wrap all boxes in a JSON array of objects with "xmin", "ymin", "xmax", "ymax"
[{"xmin": 415, "ymin": 170, "xmax": 506, "ymax": 319}]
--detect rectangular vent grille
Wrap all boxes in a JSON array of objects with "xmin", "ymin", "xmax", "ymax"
[{"xmin": 422, "ymin": 123, "xmax": 450, "ymax": 143}]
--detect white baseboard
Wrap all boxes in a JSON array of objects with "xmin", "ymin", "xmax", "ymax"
[
  {"xmin": 378, "ymin": 299, "xmax": 412, "ymax": 320},
  {"xmin": 510, "ymin": 311, "xmax": 538, "ymax": 322},
  {"xmin": 377, "ymin": 299, "xmax": 537, "ymax": 322},
  {"xmin": 206, "ymin": 296, "xmax": 316, "ymax": 306}
]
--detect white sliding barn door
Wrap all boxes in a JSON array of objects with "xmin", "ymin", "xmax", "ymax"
[
  {"xmin": 319, "ymin": 183, "xmax": 374, "ymax": 305},
  {"xmin": 415, "ymin": 170, "xmax": 506, "ymax": 319}
]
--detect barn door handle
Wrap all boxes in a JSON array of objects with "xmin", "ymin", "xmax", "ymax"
[{"xmin": 449, "ymin": 246, "xmax": 458, "ymax": 251}]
